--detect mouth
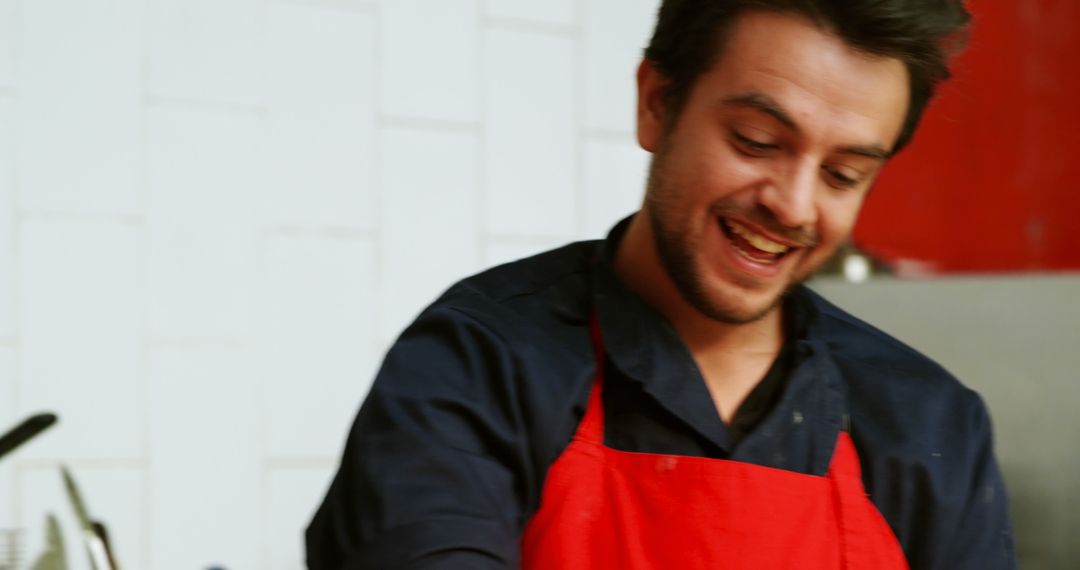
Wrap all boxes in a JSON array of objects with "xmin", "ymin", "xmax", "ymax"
[{"xmin": 718, "ymin": 217, "xmax": 798, "ymax": 265}]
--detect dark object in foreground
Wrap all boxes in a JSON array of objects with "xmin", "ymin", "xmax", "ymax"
[{"xmin": 0, "ymin": 413, "xmax": 58, "ymax": 462}]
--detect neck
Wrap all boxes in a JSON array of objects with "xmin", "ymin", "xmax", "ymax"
[{"xmin": 612, "ymin": 213, "xmax": 784, "ymax": 357}]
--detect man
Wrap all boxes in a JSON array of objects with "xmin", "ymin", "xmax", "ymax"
[{"xmin": 307, "ymin": 1, "xmax": 1016, "ymax": 568}]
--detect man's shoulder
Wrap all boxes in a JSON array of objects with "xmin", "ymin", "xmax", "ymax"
[
  {"xmin": 805, "ymin": 287, "xmax": 958, "ymax": 384},
  {"xmin": 802, "ymin": 287, "xmax": 988, "ymax": 448},
  {"xmin": 443, "ymin": 240, "xmax": 598, "ymax": 307},
  {"xmin": 410, "ymin": 239, "xmax": 598, "ymax": 353},
  {"xmin": 803, "ymin": 289, "xmax": 1013, "ymax": 569},
  {"xmin": 803, "ymin": 286, "xmax": 983, "ymax": 416},
  {"xmin": 375, "ymin": 239, "xmax": 598, "ymax": 427}
]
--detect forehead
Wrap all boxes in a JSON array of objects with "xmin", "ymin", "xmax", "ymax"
[{"xmin": 696, "ymin": 10, "xmax": 910, "ymax": 147}]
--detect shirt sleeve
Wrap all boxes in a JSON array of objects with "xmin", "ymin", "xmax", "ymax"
[
  {"xmin": 936, "ymin": 391, "xmax": 1017, "ymax": 570},
  {"xmin": 305, "ymin": 306, "xmax": 535, "ymax": 569}
]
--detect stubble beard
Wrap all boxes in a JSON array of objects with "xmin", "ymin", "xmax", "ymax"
[{"xmin": 643, "ymin": 150, "xmax": 801, "ymax": 326}]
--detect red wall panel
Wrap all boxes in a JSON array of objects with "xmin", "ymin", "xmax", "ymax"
[{"xmin": 853, "ymin": 0, "xmax": 1080, "ymax": 272}]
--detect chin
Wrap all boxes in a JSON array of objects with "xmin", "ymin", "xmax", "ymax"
[
  {"xmin": 699, "ymin": 286, "xmax": 789, "ymax": 324},
  {"xmin": 700, "ymin": 248, "xmax": 817, "ymax": 323}
]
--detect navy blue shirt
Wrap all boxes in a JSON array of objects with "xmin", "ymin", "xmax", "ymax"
[{"xmin": 307, "ymin": 219, "xmax": 1016, "ymax": 569}]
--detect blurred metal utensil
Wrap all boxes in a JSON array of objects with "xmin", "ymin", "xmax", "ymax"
[
  {"xmin": 0, "ymin": 527, "xmax": 24, "ymax": 570},
  {"xmin": 0, "ymin": 413, "xmax": 58, "ymax": 462},
  {"xmin": 29, "ymin": 515, "xmax": 66, "ymax": 570},
  {"xmin": 61, "ymin": 467, "xmax": 118, "ymax": 570}
]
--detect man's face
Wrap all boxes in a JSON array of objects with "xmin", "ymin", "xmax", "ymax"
[{"xmin": 637, "ymin": 10, "xmax": 910, "ymax": 324}]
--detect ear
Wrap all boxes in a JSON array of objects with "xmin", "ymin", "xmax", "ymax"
[{"xmin": 636, "ymin": 58, "xmax": 670, "ymax": 153}]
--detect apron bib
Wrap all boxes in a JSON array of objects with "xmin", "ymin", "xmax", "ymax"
[{"xmin": 521, "ymin": 315, "xmax": 908, "ymax": 569}]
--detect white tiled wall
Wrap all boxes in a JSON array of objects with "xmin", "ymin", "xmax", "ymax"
[
  {"xmin": 261, "ymin": 234, "xmax": 378, "ymax": 460},
  {"xmin": 148, "ymin": 348, "xmax": 261, "ymax": 570},
  {"xmin": 0, "ymin": 0, "xmax": 659, "ymax": 568},
  {"xmin": 380, "ymin": 0, "xmax": 479, "ymax": 122},
  {"xmin": 583, "ymin": 138, "xmax": 649, "ymax": 237},
  {"xmin": 18, "ymin": 220, "xmax": 144, "ymax": 461},
  {"xmin": 583, "ymin": 0, "xmax": 659, "ymax": 132},
  {"xmin": 265, "ymin": 3, "xmax": 376, "ymax": 229},
  {"xmin": 146, "ymin": 106, "xmax": 263, "ymax": 340},
  {"xmin": 483, "ymin": 28, "xmax": 578, "ymax": 238},
  {"xmin": 379, "ymin": 126, "xmax": 481, "ymax": 341},
  {"xmin": 147, "ymin": 0, "xmax": 264, "ymax": 105},
  {"xmin": 0, "ymin": 99, "xmax": 12, "ymax": 340},
  {"xmin": 486, "ymin": 0, "xmax": 577, "ymax": 27},
  {"xmin": 0, "ymin": 0, "xmax": 14, "ymax": 87},
  {"xmin": 17, "ymin": 0, "xmax": 142, "ymax": 216},
  {"xmin": 263, "ymin": 466, "xmax": 335, "ymax": 570}
]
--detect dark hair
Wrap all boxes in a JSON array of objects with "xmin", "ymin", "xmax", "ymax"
[{"xmin": 643, "ymin": 0, "xmax": 971, "ymax": 153}]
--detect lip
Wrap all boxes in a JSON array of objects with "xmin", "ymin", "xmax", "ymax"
[
  {"xmin": 714, "ymin": 216, "xmax": 802, "ymax": 280},
  {"xmin": 720, "ymin": 215, "xmax": 803, "ymax": 249}
]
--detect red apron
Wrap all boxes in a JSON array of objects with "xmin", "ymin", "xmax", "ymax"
[{"xmin": 521, "ymin": 317, "xmax": 908, "ymax": 569}]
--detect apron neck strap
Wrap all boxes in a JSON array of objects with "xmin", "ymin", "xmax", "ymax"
[{"xmin": 572, "ymin": 311, "xmax": 608, "ymax": 444}]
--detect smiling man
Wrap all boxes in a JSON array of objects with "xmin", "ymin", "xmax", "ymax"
[{"xmin": 307, "ymin": 1, "xmax": 1016, "ymax": 569}]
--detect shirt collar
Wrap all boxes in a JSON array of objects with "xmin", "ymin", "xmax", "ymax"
[{"xmin": 590, "ymin": 214, "xmax": 830, "ymax": 451}]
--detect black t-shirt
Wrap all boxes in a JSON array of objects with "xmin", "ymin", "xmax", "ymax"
[{"xmin": 603, "ymin": 311, "xmax": 800, "ymax": 453}]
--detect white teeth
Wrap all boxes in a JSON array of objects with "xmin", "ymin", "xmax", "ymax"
[{"xmin": 726, "ymin": 220, "xmax": 791, "ymax": 254}]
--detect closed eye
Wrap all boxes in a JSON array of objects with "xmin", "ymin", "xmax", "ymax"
[
  {"xmin": 822, "ymin": 165, "xmax": 860, "ymax": 189},
  {"xmin": 732, "ymin": 131, "xmax": 779, "ymax": 156}
]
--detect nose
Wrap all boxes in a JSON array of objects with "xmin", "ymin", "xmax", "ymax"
[{"xmin": 758, "ymin": 159, "xmax": 818, "ymax": 229}]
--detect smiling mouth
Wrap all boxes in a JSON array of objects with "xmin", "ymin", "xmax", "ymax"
[{"xmin": 719, "ymin": 217, "xmax": 796, "ymax": 264}]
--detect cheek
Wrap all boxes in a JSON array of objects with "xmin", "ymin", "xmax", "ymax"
[
  {"xmin": 692, "ymin": 135, "xmax": 756, "ymax": 177},
  {"xmin": 666, "ymin": 126, "xmax": 747, "ymax": 182},
  {"xmin": 819, "ymin": 194, "xmax": 866, "ymax": 240}
]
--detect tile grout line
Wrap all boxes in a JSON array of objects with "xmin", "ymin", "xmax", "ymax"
[
  {"xmin": 573, "ymin": 0, "xmax": 588, "ymax": 239},
  {"xmin": 583, "ymin": 127, "xmax": 636, "ymax": 142},
  {"xmin": 263, "ymin": 225, "xmax": 378, "ymax": 240},
  {"xmin": 277, "ymin": 0, "xmax": 377, "ymax": 14},
  {"xmin": 482, "ymin": 15, "xmax": 578, "ymax": 38},
  {"xmin": 377, "ymin": 114, "xmax": 481, "ymax": 134},
  {"xmin": 137, "ymin": 0, "xmax": 154, "ymax": 565},
  {"xmin": 476, "ymin": 0, "xmax": 489, "ymax": 268},
  {"xmin": 255, "ymin": 0, "xmax": 271, "ymax": 566},
  {"xmin": 371, "ymin": 1, "xmax": 388, "ymax": 349},
  {"xmin": 482, "ymin": 231, "xmax": 575, "ymax": 243},
  {"xmin": 9, "ymin": 0, "xmax": 24, "ymax": 531},
  {"xmin": 17, "ymin": 210, "xmax": 144, "ymax": 225},
  {"xmin": 144, "ymin": 93, "xmax": 266, "ymax": 117},
  {"xmin": 262, "ymin": 456, "xmax": 339, "ymax": 470},
  {"xmin": 14, "ymin": 457, "xmax": 146, "ymax": 470},
  {"xmin": 146, "ymin": 337, "xmax": 255, "ymax": 350}
]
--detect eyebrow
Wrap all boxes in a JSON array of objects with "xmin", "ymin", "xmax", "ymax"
[
  {"xmin": 722, "ymin": 92, "xmax": 797, "ymax": 130},
  {"xmin": 721, "ymin": 91, "xmax": 892, "ymax": 160},
  {"xmin": 838, "ymin": 145, "xmax": 891, "ymax": 160}
]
